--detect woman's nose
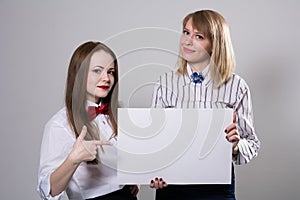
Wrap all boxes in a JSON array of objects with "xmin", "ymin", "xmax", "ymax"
[
  {"xmin": 100, "ymin": 71, "xmax": 109, "ymax": 82},
  {"xmin": 184, "ymin": 35, "xmax": 193, "ymax": 45}
]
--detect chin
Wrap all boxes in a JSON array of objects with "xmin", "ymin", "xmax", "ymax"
[{"xmin": 96, "ymin": 93, "xmax": 109, "ymax": 99}]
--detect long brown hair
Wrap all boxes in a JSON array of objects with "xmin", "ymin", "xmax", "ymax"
[
  {"xmin": 65, "ymin": 41, "xmax": 118, "ymax": 157},
  {"xmin": 177, "ymin": 10, "xmax": 236, "ymax": 88}
]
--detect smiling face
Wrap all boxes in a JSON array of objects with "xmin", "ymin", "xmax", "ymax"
[
  {"xmin": 86, "ymin": 50, "xmax": 116, "ymax": 103},
  {"xmin": 180, "ymin": 17, "xmax": 212, "ymax": 71}
]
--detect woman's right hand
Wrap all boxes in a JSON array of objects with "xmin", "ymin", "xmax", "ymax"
[
  {"xmin": 69, "ymin": 126, "xmax": 112, "ymax": 165},
  {"xmin": 149, "ymin": 177, "xmax": 168, "ymax": 189}
]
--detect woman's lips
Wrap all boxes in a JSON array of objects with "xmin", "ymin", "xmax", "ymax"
[
  {"xmin": 97, "ymin": 86, "xmax": 109, "ymax": 90},
  {"xmin": 183, "ymin": 47, "xmax": 195, "ymax": 53}
]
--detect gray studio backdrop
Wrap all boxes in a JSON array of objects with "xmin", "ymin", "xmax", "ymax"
[{"xmin": 1, "ymin": 0, "xmax": 299, "ymax": 199}]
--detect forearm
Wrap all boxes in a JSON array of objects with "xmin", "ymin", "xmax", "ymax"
[{"xmin": 50, "ymin": 155, "xmax": 79, "ymax": 197}]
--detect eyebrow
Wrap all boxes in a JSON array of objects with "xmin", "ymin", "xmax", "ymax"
[
  {"xmin": 93, "ymin": 65, "xmax": 104, "ymax": 69},
  {"xmin": 95, "ymin": 65, "xmax": 115, "ymax": 71},
  {"xmin": 184, "ymin": 26, "xmax": 203, "ymax": 35}
]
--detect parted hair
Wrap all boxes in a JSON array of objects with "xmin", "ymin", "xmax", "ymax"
[
  {"xmin": 65, "ymin": 41, "xmax": 118, "ymax": 164},
  {"xmin": 177, "ymin": 10, "xmax": 236, "ymax": 88}
]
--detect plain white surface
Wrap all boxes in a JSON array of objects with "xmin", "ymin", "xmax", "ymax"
[
  {"xmin": 1, "ymin": 0, "xmax": 300, "ymax": 200},
  {"xmin": 118, "ymin": 109, "xmax": 232, "ymax": 184}
]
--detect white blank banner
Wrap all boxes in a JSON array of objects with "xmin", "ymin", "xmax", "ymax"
[{"xmin": 117, "ymin": 108, "xmax": 233, "ymax": 184}]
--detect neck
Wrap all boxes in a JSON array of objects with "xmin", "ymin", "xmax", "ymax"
[{"xmin": 188, "ymin": 60, "xmax": 210, "ymax": 73}]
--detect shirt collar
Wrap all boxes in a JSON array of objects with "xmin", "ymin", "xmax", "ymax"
[
  {"xmin": 86, "ymin": 100, "xmax": 106, "ymax": 111},
  {"xmin": 86, "ymin": 100, "xmax": 99, "ymax": 107},
  {"xmin": 186, "ymin": 63, "xmax": 212, "ymax": 87}
]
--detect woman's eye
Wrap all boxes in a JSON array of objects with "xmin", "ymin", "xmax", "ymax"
[
  {"xmin": 183, "ymin": 30, "xmax": 189, "ymax": 35},
  {"xmin": 196, "ymin": 35, "xmax": 204, "ymax": 40},
  {"xmin": 108, "ymin": 70, "xmax": 115, "ymax": 75},
  {"xmin": 93, "ymin": 69, "xmax": 102, "ymax": 73}
]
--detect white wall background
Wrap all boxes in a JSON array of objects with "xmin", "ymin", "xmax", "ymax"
[{"xmin": 0, "ymin": 0, "xmax": 299, "ymax": 199}]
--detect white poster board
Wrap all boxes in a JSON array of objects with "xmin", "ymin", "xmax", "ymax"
[{"xmin": 117, "ymin": 108, "xmax": 233, "ymax": 184}]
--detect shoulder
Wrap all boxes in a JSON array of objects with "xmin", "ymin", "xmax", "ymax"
[
  {"xmin": 156, "ymin": 70, "xmax": 183, "ymax": 83},
  {"xmin": 42, "ymin": 107, "xmax": 75, "ymax": 142},
  {"xmin": 225, "ymin": 73, "xmax": 252, "ymax": 101},
  {"xmin": 158, "ymin": 70, "xmax": 178, "ymax": 78},
  {"xmin": 44, "ymin": 107, "xmax": 70, "ymax": 130},
  {"xmin": 229, "ymin": 73, "xmax": 250, "ymax": 90}
]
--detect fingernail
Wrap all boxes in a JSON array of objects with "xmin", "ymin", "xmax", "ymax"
[
  {"xmin": 151, "ymin": 180, "xmax": 154, "ymax": 183},
  {"xmin": 159, "ymin": 178, "xmax": 163, "ymax": 181},
  {"xmin": 224, "ymin": 129, "xmax": 227, "ymax": 133},
  {"xmin": 155, "ymin": 177, "xmax": 158, "ymax": 181},
  {"xmin": 162, "ymin": 181, "xmax": 166, "ymax": 184}
]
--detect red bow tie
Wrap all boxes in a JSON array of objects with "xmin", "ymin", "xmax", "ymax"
[{"xmin": 87, "ymin": 103, "xmax": 109, "ymax": 120}]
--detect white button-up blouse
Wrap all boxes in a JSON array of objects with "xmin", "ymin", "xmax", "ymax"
[{"xmin": 37, "ymin": 102, "xmax": 122, "ymax": 200}]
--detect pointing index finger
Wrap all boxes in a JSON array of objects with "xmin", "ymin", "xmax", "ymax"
[{"xmin": 94, "ymin": 140, "xmax": 112, "ymax": 146}]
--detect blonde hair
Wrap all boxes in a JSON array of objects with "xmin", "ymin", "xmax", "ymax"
[{"xmin": 177, "ymin": 10, "xmax": 236, "ymax": 88}]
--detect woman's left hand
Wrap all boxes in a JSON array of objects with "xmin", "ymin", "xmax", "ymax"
[
  {"xmin": 129, "ymin": 185, "xmax": 139, "ymax": 197},
  {"xmin": 224, "ymin": 112, "xmax": 240, "ymax": 155}
]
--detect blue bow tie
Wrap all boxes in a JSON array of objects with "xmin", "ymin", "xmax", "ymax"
[{"xmin": 191, "ymin": 72, "xmax": 204, "ymax": 84}]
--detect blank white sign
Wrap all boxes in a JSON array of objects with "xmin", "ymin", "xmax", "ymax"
[{"xmin": 117, "ymin": 108, "xmax": 233, "ymax": 184}]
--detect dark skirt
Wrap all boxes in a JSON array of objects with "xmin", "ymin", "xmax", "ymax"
[
  {"xmin": 156, "ymin": 166, "xmax": 236, "ymax": 200},
  {"xmin": 86, "ymin": 185, "xmax": 137, "ymax": 200}
]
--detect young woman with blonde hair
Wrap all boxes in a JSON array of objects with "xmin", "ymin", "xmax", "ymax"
[{"xmin": 150, "ymin": 10, "xmax": 260, "ymax": 200}]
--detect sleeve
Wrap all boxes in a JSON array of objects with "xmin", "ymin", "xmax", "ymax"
[
  {"xmin": 37, "ymin": 120, "xmax": 74, "ymax": 200},
  {"xmin": 151, "ymin": 75, "xmax": 166, "ymax": 108},
  {"xmin": 233, "ymin": 79, "xmax": 261, "ymax": 165}
]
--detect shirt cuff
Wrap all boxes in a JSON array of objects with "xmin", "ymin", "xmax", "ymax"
[
  {"xmin": 38, "ymin": 172, "xmax": 65, "ymax": 200},
  {"xmin": 233, "ymin": 139, "xmax": 250, "ymax": 165}
]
